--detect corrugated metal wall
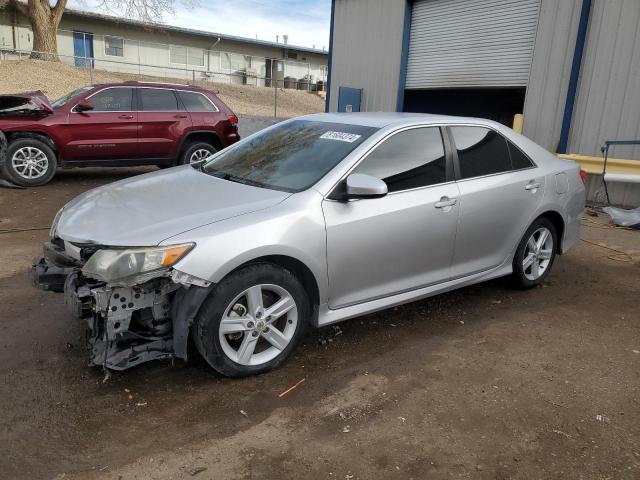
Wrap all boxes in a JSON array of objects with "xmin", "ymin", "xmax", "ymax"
[
  {"xmin": 521, "ymin": 0, "xmax": 582, "ymax": 151},
  {"xmin": 524, "ymin": 0, "xmax": 640, "ymax": 160},
  {"xmin": 570, "ymin": 0, "xmax": 640, "ymax": 159},
  {"xmin": 406, "ymin": 0, "xmax": 540, "ymax": 89},
  {"xmin": 328, "ymin": 0, "xmax": 406, "ymax": 112}
]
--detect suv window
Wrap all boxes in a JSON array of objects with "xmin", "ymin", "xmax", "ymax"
[
  {"xmin": 508, "ymin": 141, "xmax": 535, "ymax": 169},
  {"xmin": 88, "ymin": 88, "xmax": 133, "ymax": 111},
  {"xmin": 178, "ymin": 91, "xmax": 218, "ymax": 112},
  {"xmin": 354, "ymin": 127, "xmax": 446, "ymax": 192},
  {"xmin": 139, "ymin": 88, "xmax": 180, "ymax": 111},
  {"xmin": 450, "ymin": 127, "xmax": 511, "ymax": 179}
]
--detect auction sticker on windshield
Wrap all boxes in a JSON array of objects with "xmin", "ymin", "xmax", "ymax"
[{"xmin": 320, "ymin": 131, "xmax": 362, "ymax": 143}]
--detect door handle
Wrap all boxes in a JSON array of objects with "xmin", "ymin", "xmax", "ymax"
[
  {"xmin": 435, "ymin": 196, "xmax": 457, "ymax": 209},
  {"xmin": 174, "ymin": 114, "xmax": 188, "ymax": 119},
  {"xmin": 118, "ymin": 114, "xmax": 134, "ymax": 119},
  {"xmin": 525, "ymin": 181, "xmax": 542, "ymax": 191}
]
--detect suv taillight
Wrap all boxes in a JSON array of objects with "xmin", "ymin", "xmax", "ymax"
[
  {"xmin": 579, "ymin": 168, "xmax": 587, "ymax": 185},
  {"xmin": 227, "ymin": 114, "xmax": 238, "ymax": 125}
]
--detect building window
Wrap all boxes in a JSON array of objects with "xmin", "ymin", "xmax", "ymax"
[
  {"xmin": 170, "ymin": 45, "xmax": 204, "ymax": 66},
  {"xmin": 170, "ymin": 45, "xmax": 188, "ymax": 64},
  {"xmin": 104, "ymin": 36, "xmax": 124, "ymax": 57},
  {"xmin": 222, "ymin": 52, "xmax": 250, "ymax": 71},
  {"xmin": 188, "ymin": 48, "xmax": 205, "ymax": 67}
]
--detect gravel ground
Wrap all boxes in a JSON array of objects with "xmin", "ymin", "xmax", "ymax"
[
  {"xmin": 0, "ymin": 59, "xmax": 325, "ymax": 118},
  {"xmin": 0, "ymin": 169, "xmax": 639, "ymax": 480}
]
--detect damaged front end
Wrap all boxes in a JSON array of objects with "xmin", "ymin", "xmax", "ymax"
[{"xmin": 31, "ymin": 237, "xmax": 212, "ymax": 371}]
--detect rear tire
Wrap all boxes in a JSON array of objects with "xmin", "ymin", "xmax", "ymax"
[
  {"xmin": 193, "ymin": 263, "xmax": 309, "ymax": 377},
  {"xmin": 511, "ymin": 217, "xmax": 558, "ymax": 289},
  {"xmin": 1, "ymin": 138, "xmax": 56, "ymax": 186},
  {"xmin": 179, "ymin": 142, "xmax": 217, "ymax": 166}
]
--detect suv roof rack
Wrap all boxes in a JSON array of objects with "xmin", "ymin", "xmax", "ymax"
[{"xmin": 123, "ymin": 80, "xmax": 190, "ymax": 86}]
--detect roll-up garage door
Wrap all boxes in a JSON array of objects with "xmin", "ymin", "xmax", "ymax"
[{"xmin": 405, "ymin": 0, "xmax": 540, "ymax": 89}]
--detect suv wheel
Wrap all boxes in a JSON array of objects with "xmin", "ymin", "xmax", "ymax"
[
  {"xmin": 511, "ymin": 217, "xmax": 557, "ymax": 289},
  {"xmin": 180, "ymin": 142, "xmax": 217, "ymax": 166},
  {"xmin": 193, "ymin": 263, "xmax": 309, "ymax": 377},
  {"xmin": 1, "ymin": 138, "xmax": 57, "ymax": 186}
]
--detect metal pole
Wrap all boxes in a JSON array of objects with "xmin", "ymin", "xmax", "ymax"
[{"xmin": 273, "ymin": 61, "xmax": 278, "ymax": 118}]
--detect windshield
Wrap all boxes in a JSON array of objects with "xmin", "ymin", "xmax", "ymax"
[
  {"xmin": 51, "ymin": 86, "xmax": 94, "ymax": 108},
  {"xmin": 202, "ymin": 120, "xmax": 378, "ymax": 192}
]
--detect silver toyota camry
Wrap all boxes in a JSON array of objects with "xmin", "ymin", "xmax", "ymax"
[{"xmin": 31, "ymin": 113, "xmax": 585, "ymax": 376}]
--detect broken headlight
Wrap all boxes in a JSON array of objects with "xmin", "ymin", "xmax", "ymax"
[
  {"xmin": 50, "ymin": 207, "xmax": 64, "ymax": 239},
  {"xmin": 81, "ymin": 243, "xmax": 194, "ymax": 284}
]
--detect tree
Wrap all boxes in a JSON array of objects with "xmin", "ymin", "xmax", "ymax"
[{"xmin": 4, "ymin": 0, "xmax": 192, "ymax": 60}]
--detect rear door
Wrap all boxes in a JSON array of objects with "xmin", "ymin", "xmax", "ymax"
[
  {"xmin": 65, "ymin": 87, "xmax": 138, "ymax": 160},
  {"xmin": 448, "ymin": 126, "xmax": 544, "ymax": 277},
  {"xmin": 176, "ymin": 90, "xmax": 224, "ymax": 133},
  {"xmin": 137, "ymin": 87, "xmax": 192, "ymax": 159}
]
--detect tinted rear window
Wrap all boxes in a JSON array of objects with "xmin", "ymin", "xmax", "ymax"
[
  {"xmin": 508, "ymin": 141, "xmax": 535, "ymax": 169},
  {"xmin": 139, "ymin": 88, "xmax": 179, "ymax": 111},
  {"xmin": 451, "ymin": 126, "xmax": 511, "ymax": 179},
  {"xmin": 178, "ymin": 91, "xmax": 218, "ymax": 112},
  {"xmin": 203, "ymin": 120, "xmax": 378, "ymax": 192}
]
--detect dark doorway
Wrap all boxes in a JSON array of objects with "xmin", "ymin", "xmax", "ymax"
[{"xmin": 403, "ymin": 88, "xmax": 526, "ymax": 127}]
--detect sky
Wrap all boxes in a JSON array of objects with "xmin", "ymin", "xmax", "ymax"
[{"xmin": 67, "ymin": 0, "xmax": 331, "ymax": 50}]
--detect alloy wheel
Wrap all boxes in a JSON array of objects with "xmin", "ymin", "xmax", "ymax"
[
  {"xmin": 189, "ymin": 148, "xmax": 213, "ymax": 165},
  {"xmin": 11, "ymin": 147, "xmax": 49, "ymax": 180},
  {"xmin": 522, "ymin": 227, "xmax": 554, "ymax": 281},
  {"xmin": 219, "ymin": 284, "xmax": 298, "ymax": 366}
]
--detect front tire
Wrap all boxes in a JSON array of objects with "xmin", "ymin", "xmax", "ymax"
[
  {"xmin": 179, "ymin": 142, "xmax": 217, "ymax": 166},
  {"xmin": 511, "ymin": 217, "xmax": 558, "ymax": 289},
  {"xmin": 193, "ymin": 263, "xmax": 309, "ymax": 377},
  {"xmin": 1, "ymin": 138, "xmax": 57, "ymax": 186}
]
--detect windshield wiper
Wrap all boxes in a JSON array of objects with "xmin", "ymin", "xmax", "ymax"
[{"xmin": 206, "ymin": 170, "xmax": 266, "ymax": 188}]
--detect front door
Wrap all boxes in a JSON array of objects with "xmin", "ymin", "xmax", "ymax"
[
  {"xmin": 322, "ymin": 126, "xmax": 459, "ymax": 309},
  {"xmin": 65, "ymin": 87, "xmax": 138, "ymax": 161},
  {"xmin": 136, "ymin": 87, "xmax": 192, "ymax": 159}
]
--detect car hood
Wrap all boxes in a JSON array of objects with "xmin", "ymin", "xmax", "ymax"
[
  {"xmin": 55, "ymin": 166, "xmax": 291, "ymax": 246},
  {"xmin": 0, "ymin": 91, "xmax": 53, "ymax": 115}
]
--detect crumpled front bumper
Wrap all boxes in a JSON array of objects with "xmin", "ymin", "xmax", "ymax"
[{"xmin": 30, "ymin": 241, "xmax": 212, "ymax": 371}]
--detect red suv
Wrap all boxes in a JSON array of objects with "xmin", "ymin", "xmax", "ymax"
[{"xmin": 0, "ymin": 82, "xmax": 240, "ymax": 186}]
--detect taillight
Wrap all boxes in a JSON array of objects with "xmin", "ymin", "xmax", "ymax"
[
  {"xmin": 579, "ymin": 168, "xmax": 587, "ymax": 185},
  {"xmin": 227, "ymin": 114, "xmax": 238, "ymax": 125}
]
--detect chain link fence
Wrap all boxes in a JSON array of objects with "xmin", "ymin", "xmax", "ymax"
[{"xmin": 0, "ymin": 29, "xmax": 327, "ymax": 118}]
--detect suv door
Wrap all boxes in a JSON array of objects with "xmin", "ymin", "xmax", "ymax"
[
  {"xmin": 448, "ymin": 126, "xmax": 545, "ymax": 277},
  {"xmin": 322, "ymin": 126, "xmax": 460, "ymax": 309},
  {"xmin": 136, "ymin": 87, "xmax": 192, "ymax": 159},
  {"xmin": 65, "ymin": 87, "xmax": 138, "ymax": 160}
]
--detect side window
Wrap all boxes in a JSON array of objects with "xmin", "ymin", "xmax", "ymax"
[
  {"xmin": 450, "ymin": 127, "xmax": 511, "ymax": 179},
  {"xmin": 88, "ymin": 88, "xmax": 132, "ymax": 111},
  {"xmin": 508, "ymin": 141, "xmax": 535, "ymax": 170},
  {"xmin": 353, "ymin": 127, "xmax": 447, "ymax": 192},
  {"xmin": 178, "ymin": 91, "xmax": 218, "ymax": 112},
  {"xmin": 139, "ymin": 88, "xmax": 180, "ymax": 111}
]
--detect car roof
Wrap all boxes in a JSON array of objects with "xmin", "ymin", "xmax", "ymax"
[
  {"xmin": 301, "ymin": 112, "xmax": 502, "ymax": 129},
  {"xmin": 89, "ymin": 81, "xmax": 215, "ymax": 93}
]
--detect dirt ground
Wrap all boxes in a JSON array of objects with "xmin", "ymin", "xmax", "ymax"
[
  {"xmin": 1, "ymin": 168, "xmax": 639, "ymax": 480},
  {"xmin": 0, "ymin": 60, "xmax": 325, "ymax": 118}
]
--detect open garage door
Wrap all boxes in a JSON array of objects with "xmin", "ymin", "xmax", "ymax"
[{"xmin": 406, "ymin": 0, "xmax": 541, "ymax": 89}]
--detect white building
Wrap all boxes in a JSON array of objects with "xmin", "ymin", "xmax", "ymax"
[{"xmin": 0, "ymin": 8, "xmax": 328, "ymax": 90}]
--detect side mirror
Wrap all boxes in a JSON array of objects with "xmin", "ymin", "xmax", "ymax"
[
  {"xmin": 75, "ymin": 100, "xmax": 94, "ymax": 112},
  {"xmin": 345, "ymin": 173, "xmax": 388, "ymax": 199}
]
